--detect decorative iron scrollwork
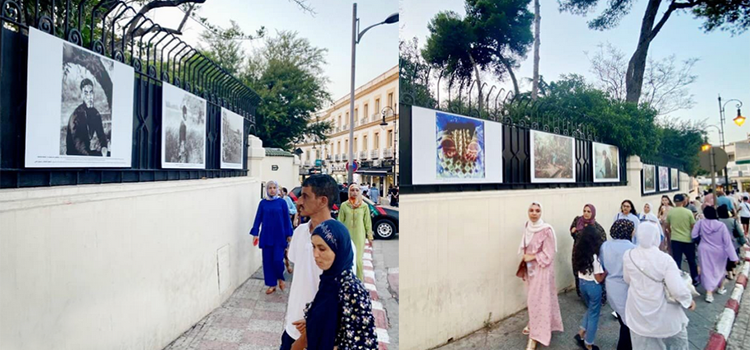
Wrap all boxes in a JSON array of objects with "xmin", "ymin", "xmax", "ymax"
[
  {"xmin": 174, "ymin": 77, "xmax": 181, "ymax": 87},
  {"xmin": 147, "ymin": 65, "xmax": 157, "ymax": 78},
  {"xmin": 161, "ymin": 71, "xmax": 169, "ymax": 82},
  {"xmin": 185, "ymin": 82, "xmax": 192, "ymax": 92},
  {"xmin": 132, "ymin": 58, "xmax": 142, "ymax": 73},
  {"xmin": 67, "ymin": 28, "xmax": 82, "ymax": 45},
  {"xmin": 113, "ymin": 50, "xmax": 125, "ymax": 63},
  {"xmin": 2, "ymin": 0, "xmax": 21, "ymax": 23},
  {"xmin": 38, "ymin": 15, "xmax": 53, "ymax": 33},
  {"xmin": 92, "ymin": 40, "xmax": 105, "ymax": 55}
]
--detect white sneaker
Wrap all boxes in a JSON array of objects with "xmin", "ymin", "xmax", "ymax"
[
  {"xmin": 718, "ymin": 287, "xmax": 728, "ymax": 295},
  {"xmin": 706, "ymin": 294, "xmax": 715, "ymax": 303}
]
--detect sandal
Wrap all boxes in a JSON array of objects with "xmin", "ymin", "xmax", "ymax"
[
  {"xmin": 285, "ymin": 258, "xmax": 292, "ymax": 274},
  {"xmin": 278, "ymin": 280, "xmax": 286, "ymax": 291},
  {"xmin": 525, "ymin": 339, "xmax": 536, "ymax": 350},
  {"xmin": 522, "ymin": 325, "xmax": 530, "ymax": 335},
  {"xmin": 265, "ymin": 287, "xmax": 276, "ymax": 295}
]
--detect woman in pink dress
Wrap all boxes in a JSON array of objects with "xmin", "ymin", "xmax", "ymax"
[{"xmin": 519, "ymin": 202, "xmax": 564, "ymax": 349}]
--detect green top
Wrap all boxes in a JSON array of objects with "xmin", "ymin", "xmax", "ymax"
[
  {"xmin": 667, "ymin": 207, "xmax": 696, "ymax": 243},
  {"xmin": 338, "ymin": 201, "xmax": 373, "ymax": 241}
]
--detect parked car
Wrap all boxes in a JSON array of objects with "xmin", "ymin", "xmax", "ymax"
[{"xmin": 288, "ymin": 186, "xmax": 398, "ymax": 239}]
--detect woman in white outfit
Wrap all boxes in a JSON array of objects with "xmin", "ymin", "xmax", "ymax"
[{"xmin": 623, "ymin": 223, "xmax": 696, "ymax": 349}]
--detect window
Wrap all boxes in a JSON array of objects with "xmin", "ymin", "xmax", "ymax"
[
  {"xmin": 337, "ymin": 141, "xmax": 341, "ymax": 154},
  {"xmin": 364, "ymin": 104, "xmax": 369, "ymax": 120},
  {"xmin": 354, "ymin": 137, "xmax": 358, "ymax": 153},
  {"xmin": 387, "ymin": 130, "xmax": 393, "ymax": 146},
  {"xmin": 345, "ymin": 140, "xmax": 349, "ymax": 154},
  {"xmin": 338, "ymin": 115, "xmax": 341, "ymax": 128},
  {"xmin": 387, "ymin": 93, "xmax": 393, "ymax": 108},
  {"xmin": 374, "ymin": 133, "xmax": 380, "ymax": 148},
  {"xmin": 355, "ymin": 108, "xmax": 358, "ymax": 120},
  {"xmin": 316, "ymin": 149, "xmax": 320, "ymax": 159},
  {"xmin": 375, "ymin": 98, "xmax": 380, "ymax": 114},
  {"xmin": 363, "ymin": 135, "xmax": 368, "ymax": 151}
]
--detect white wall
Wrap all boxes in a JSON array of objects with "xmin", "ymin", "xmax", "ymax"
[
  {"xmin": 261, "ymin": 153, "xmax": 300, "ymax": 190},
  {"xmin": 399, "ymin": 156, "xmax": 689, "ymax": 350},
  {"xmin": 0, "ymin": 135, "xmax": 287, "ymax": 350}
]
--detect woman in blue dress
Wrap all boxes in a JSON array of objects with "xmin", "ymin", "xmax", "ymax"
[{"xmin": 250, "ymin": 180, "xmax": 293, "ymax": 294}]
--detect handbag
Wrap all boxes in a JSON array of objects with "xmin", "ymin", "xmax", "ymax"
[
  {"xmin": 628, "ymin": 250, "xmax": 679, "ymax": 304},
  {"xmin": 516, "ymin": 233, "xmax": 528, "ymax": 280}
]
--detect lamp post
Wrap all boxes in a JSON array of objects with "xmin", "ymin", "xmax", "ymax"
[
  {"xmin": 380, "ymin": 106, "xmax": 396, "ymax": 189},
  {"xmin": 718, "ymin": 95, "xmax": 744, "ymax": 191},
  {"xmin": 348, "ymin": 4, "xmax": 398, "ymax": 183}
]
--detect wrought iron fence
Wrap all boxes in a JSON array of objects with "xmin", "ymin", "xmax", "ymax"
[{"xmin": 0, "ymin": 0, "xmax": 260, "ymax": 188}]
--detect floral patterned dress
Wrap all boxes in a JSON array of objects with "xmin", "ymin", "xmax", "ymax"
[
  {"xmin": 525, "ymin": 227, "xmax": 564, "ymax": 346},
  {"xmin": 305, "ymin": 269, "xmax": 378, "ymax": 349}
]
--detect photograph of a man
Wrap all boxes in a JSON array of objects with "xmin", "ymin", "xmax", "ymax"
[
  {"xmin": 161, "ymin": 82, "xmax": 206, "ymax": 168},
  {"xmin": 179, "ymin": 105, "xmax": 188, "ymax": 162},
  {"xmin": 65, "ymin": 78, "xmax": 108, "ymax": 156}
]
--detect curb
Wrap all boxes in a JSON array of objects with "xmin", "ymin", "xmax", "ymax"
[
  {"xmin": 363, "ymin": 241, "xmax": 390, "ymax": 350},
  {"xmin": 705, "ymin": 245, "xmax": 750, "ymax": 350}
]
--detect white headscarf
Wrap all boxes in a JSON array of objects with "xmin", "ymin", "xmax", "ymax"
[
  {"xmin": 265, "ymin": 180, "xmax": 280, "ymax": 200},
  {"xmin": 642, "ymin": 202, "xmax": 655, "ymax": 216},
  {"xmin": 636, "ymin": 220, "xmax": 662, "ymax": 249},
  {"xmin": 519, "ymin": 201, "xmax": 558, "ymax": 254}
]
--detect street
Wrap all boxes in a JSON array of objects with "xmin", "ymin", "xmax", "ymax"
[{"xmin": 161, "ymin": 238, "xmax": 399, "ymax": 350}]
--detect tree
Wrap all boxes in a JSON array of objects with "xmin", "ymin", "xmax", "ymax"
[
  {"xmin": 199, "ymin": 21, "xmax": 258, "ymax": 76},
  {"xmin": 240, "ymin": 31, "xmax": 332, "ymax": 150},
  {"xmin": 531, "ymin": 0, "xmax": 541, "ymax": 100},
  {"xmin": 399, "ymin": 37, "xmax": 436, "ymax": 107},
  {"xmin": 587, "ymin": 42, "xmax": 698, "ymax": 115},
  {"xmin": 656, "ymin": 117, "xmax": 707, "ymax": 175},
  {"xmin": 422, "ymin": 0, "xmax": 534, "ymax": 110},
  {"xmin": 559, "ymin": 0, "xmax": 750, "ymax": 104}
]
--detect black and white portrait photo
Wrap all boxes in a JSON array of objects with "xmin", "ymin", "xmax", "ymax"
[
  {"xmin": 220, "ymin": 108, "xmax": 244, "ymax": 169},
  {"xmin": 60, "ymin": 42, "xmax": 114, "ymax": 157},
  {"xmin": 25, "ymin": 27, "xmax": 134, "ymax": 168},
  {"xmin": 161, "ymin": 82, "xmax": 207, "ymax": 169}
]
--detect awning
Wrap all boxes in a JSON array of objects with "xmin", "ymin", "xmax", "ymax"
[{"xmin": 356, "ymin": 167, "xmax": 392, "ymax": 176}]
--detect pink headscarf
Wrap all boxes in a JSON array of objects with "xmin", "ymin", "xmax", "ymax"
[
  {"xmin": 575, "ymin": 204, "xmax": 597, "ymax": 231},
  {"xmin": 702, "ymin": 193, "xmax": 715, "ymax": 210}
]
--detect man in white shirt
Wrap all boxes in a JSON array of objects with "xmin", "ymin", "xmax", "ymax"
[{"xmin": 280, "ymin": 174, "xmax": 357, "ymax": 350}]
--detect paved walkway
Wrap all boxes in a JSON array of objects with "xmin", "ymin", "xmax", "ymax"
[
  {"xmin": 436, "ymin": 280, "xmax": 736, "ymax": 350},
  {"xmin": 728, "ymin": 271, "xmax": 750, "ymax": 350},
  {"xmin": 162, "ymin": 242, "xmax": 393, "ymax": 350}
]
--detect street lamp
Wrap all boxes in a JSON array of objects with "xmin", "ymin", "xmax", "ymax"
[
  {"xmin": 379, "ymin": 106, "xmax": 397, "ymax": 189},
  {"xmin": 718, "ymin": 95, "xmax": 744, "ymax": 191},
  {"xmin": 347, "ymin": 4, "xmax": 398, "ymax": 183}
]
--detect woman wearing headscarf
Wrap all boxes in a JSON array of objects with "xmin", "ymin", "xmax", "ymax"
[
  {"xmin": 519, "ymin": 202, "xmax": 563, "ymax": 350},
  {"xmin": 638, "ymin": 203, "xmax": 654, "ymax": 221},
  {"xmin": 613, "ymin": 200, "xmax": 640, "ymax": 231},
  {"xmin": 623, "ymin": 223, "xmax": 696, "ymax": 349},
  {"xmin": 291, "ymin": 220, "xmax": 377, "ymax": 350},
  {"xmin": 338, "ymin": 183, "xmax": 373, "ymax": 281},
  {"xmin": 250, "ymin": 180, "xmax": 293, "ymax": 294},
  {"xmin": 692, "ymin": 206, "xmax": 739, "ymax": 303},
  {"xmin": 600, "ymin": 219, "xmax": 636, "ymax": 350},
  {"xmin": 570, "ymin": 204, "xmax": 607, "ymax": 298},
  {"xmin": 717, "ymin": 204, "xmax": 745, "ymax": 280}
]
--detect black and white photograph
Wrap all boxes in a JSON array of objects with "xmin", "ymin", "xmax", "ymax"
[
  {"xmin": 161, "ymin": 82, "xmax": 207, "ymax": 169},
  {"xmin": 220, "ymin": 107, "xmax": 244, "ymax": 169},
  {"xmin": 671, "ymin": 168, "xmax": 679, "ymax": 190},
  {"xmin": 25, "ymin": 27, "xmax": 134, "ymax": 168},
  {"xmin": 60, "ymin": 41, "xmax": 114, "ymax": 157}
]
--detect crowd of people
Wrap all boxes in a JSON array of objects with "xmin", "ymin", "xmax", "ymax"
[
  {"xmin": 518, "ymin": 189, "xmax": 748, "ymax": 350},
  {"xmin": 249, "ymin": 176, "xmax": 380, "ymax": 350}
]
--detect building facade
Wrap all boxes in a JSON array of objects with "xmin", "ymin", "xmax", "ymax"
[{"xmin": 296, "ymin": 66, "xmax": 398, "ymax": 202}]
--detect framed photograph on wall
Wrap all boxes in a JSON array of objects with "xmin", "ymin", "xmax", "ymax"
[
  {"xmin": 411, "ymin": 106, "xmax": 503, "ymax": 185},
  {"xmin": 592, "ymin": 142, "xmax": 620, "ymax": 183},
  {"xmin": 161, "ymin": 82, "xmax": 207, "ymax": 169},
  {"xmin": 530, "ymin": 130, "xmax": 576, "ymax": 183},
  {"xmin": 658, "ymin": 166, "xmax": 670, "ymax": 192},
  {"xmin": 220, "ymin": 107, "xmax": 244, "ymax": 169},
  {"xmin": 670, "ymin": 168, "xmax": 679, "ymax": 190},
  {"xmin": 25, "ymin": 27, "xmax": 134, "ymax": 168},
  {"xmin": 643, "ymin": 164, "xmax": 656, "ymax": 194}
]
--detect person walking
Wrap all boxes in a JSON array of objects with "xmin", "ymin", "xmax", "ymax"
[
  {"xmin": 281, "ymin": 187, "xmax": 298, "ymax": 227},
  {"xmin": 717, "ymin": 190, "xmax": 736, "ymax": 216},
  {"xmin": 613, "ymin": 200, "xmax": 640, "ymax": 231},
  {"xmin": 658, "ymin": 195, "xmax": 674, "ymax": 224},
  {"xmin": 692, "ymin": 206, "xmax": 739, "ymax": 303},
  {"xmin": 250, "ymin": 180, "xmax": 293, "ymax": 295},
  {"xmin": 369, "ymin": 184, "xmax": 380, "ymax": 205},
  {"xmin": 338, "ymin": 183, "xmax": 373, "ymax": 281},
  {"xmin": 291, "ymin": 220, "xmax": 378, "ymax": 350},
  {"xmin": 573, "ymin": 226, "xmax": 606, "ymax": 350},
  {"xmin": 638, "ymin": 203, "xmax": 654, "ymax": 221},
  {"xmin": 667, "ymin": 193, "xmax": 698, "ymax": 286},
  {"xmin": 623, "ymin": 223, "xmax": 696, "ymax": 349},
  {"xmin": 600, "ymin": 219, "xmax": 636, "ymax": 350},
  {"xmin": 738, "ymin": 196, "xmax": 750, "ymax": 235},
  {"xmin": 389, "ymin": 186, "xmax": 399, "ymax": 207},
  {"xmin": 717, "ymin": 205, "xmax": 745, "ymax": 280},
  {"xmin": 518, "ymin": 202, "xmax": 564, "ymax": 350},
  {"xmin": 570, "ymin": 204, "xmax": 607, "ymax": 298}
]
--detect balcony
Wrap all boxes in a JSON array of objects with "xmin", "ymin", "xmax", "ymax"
[
  {"xmin": 335, "ymin": 154, "xmax": 341, "ymax": 162},
  {"xmin": 359, "ymin": 151, "xmax": 367, "ymax": 160},
  {"xmin": 304, "ymin": 160, "xmax": 312, "ymax": 167},
  {"xmin": 371, "ymin": 113, "xmax": 380, "ymax": 123},
  {"xmin": 342, "ymin": 153, "xmax": 348, "ymax": 161},
  {"xmin": 360, "ymin": 118, "xmax": 368, "ymax": 126},
  {"xmin": 371, "ymin": 149, "xmax": 379, "ymax": 158},
  {"xmin": 384, "ymin": 148, "xmax": 394, "ymax": 159},
  {"xmin": 325, "ymin": 154, "xmax": 331, "ymax": 161}
]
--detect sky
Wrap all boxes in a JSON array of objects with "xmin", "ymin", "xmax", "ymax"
[
  {"xmin": 150, "ymin": 0, "xmax": 399, "ymax": 107},
  {"xmin": 400, "ymin": 0, "xmax": 750, "ymax": 145}
]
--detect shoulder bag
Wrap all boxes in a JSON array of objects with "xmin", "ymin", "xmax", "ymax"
[
  {"xmin": 627, "ymin": 250, "xmax": 678, "ymax": 304},
  {"xmin": 516, "ymin": 230, "xmax": 528, "ymax": 280}
]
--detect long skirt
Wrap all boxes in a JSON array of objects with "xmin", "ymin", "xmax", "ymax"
[
  {"xmin": 630, "ymin": 325, "xmax": 688, "ymax": 350},
  {"xmin": 262, "ymin": 246, "xmax": 286, "ymax": 287}
]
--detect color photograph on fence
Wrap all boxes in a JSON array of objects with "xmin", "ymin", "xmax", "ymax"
[
  {"xmin": 643, "ymin": 163, "xmax": 656, "ymax": 194},
  {"xmin": 24, "ymin": 28, "xmax": 134, "ymax": 168},
  {"xmin": 161, "ymin": 83, "xmax": 207, "ymax": 169},
  {"xmin": 436, "ymin": 111, "xmax": 485, "ymax": 179},
  {"xmin": 530, "ymin": 130, "xmax": 575, "ymax": 183},
  {"xmin": 592, "ymin": 142, "xmax": 620, "ymax": 182},
  {"xmin": 410, "ymin": 106, "xmax": 502, "ymax": 185},
  {"xmin": 220, "ymin": 107, "xmax": 244, "ymax": 169},
  {"xmin": 659, "ymin": 166, "xmax": 670, "ymax": 191},
  {"xmin": 671, "ymin": 168, "xmax": 679, "ymax": 190}
]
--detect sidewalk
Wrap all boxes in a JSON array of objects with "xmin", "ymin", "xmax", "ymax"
[
  {"xmin": 435, "ymin": 281, "xmax": 736, "ymax": 350},
  {"xmin": 727, "ymin": 278, "xmax": 750, "ymax": 349},
  {"xmin": 162, "ymin": 242, "xmax": 391, "ymax": 350}
]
